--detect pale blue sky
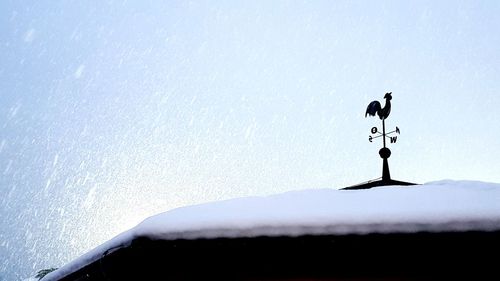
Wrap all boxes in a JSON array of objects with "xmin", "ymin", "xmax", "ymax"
[{"xmin": 1, "ymin": 1, "xmax": 500, "ymax": 279}]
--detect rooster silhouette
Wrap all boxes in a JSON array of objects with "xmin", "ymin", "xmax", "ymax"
[{"xmin": 365, "ymin": 92, "xmax": 392, "ymax": 120}]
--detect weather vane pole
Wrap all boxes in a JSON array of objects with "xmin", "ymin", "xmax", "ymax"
[{"xmin": 342, "ymin": 92, "xmax": 416, "ymax": 190}]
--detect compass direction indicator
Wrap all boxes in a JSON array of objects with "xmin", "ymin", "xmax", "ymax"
[
  {"xmin": 369, "ymin": 126, "xmax": 399, "ymax": 142},
  {"xmin": 343, "ymin": 92, "xmax": 417, "ymax": 190}
]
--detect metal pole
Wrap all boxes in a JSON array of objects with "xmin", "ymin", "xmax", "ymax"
[
  {"xmin": 382, "ymin": 157, "xmax": 391, "ymax": 181},
  {"xmin": 380, "ymin": 117, "xmax": 391, "ymax": 181},
  {"xmin": 382, "ymin": 118, "xmax": 386, "ymax": 148}
]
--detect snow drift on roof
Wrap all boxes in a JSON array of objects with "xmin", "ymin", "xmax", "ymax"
[{"xmin": 43, "ymin": 180, "xmax": 500, "ymax": 280}]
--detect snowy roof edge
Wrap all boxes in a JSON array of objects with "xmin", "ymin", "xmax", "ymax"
[{"xmin": 43, "ymin": 180, "xmax": 500, "ymax": 281}]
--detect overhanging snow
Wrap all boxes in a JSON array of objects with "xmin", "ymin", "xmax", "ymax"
[{"xmin": 43, "ymin": 180, "xmax": 500, "ymax": 280}]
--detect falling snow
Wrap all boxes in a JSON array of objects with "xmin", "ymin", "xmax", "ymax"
[
  {"xmin": 73, "ymin": 65, "xmax": 85, "ymax": 79},
  {"xmin": 23, "ymin": 28, "xmax": 36, "ymax": 43},
  {"xmin": 1, "ymin": 1, "xmax": 500, "ymax": 280}
]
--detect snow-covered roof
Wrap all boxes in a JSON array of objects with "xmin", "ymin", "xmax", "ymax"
[{"xmin": 44, "ymin": 180, "xmax": 500, "ymax": 280}]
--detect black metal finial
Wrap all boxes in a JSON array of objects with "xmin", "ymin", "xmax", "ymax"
[{"xmin": 342, "ymin": 92, "xmax": 416, "ymax": 190}]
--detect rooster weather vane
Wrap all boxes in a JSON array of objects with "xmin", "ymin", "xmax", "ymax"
[{"xmin": 343, "ymin": 92, "xmax": 416, "ymax": 190}]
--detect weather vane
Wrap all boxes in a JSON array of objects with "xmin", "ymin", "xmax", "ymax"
[{"xmin": 343, "ymin": 92, "xmax": 416, "ymax": 190}]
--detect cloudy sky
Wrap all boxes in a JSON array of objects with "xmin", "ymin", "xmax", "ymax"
[{"xmin": 1, "ymin": 1, "xmax": 499, "ymax": 279}]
